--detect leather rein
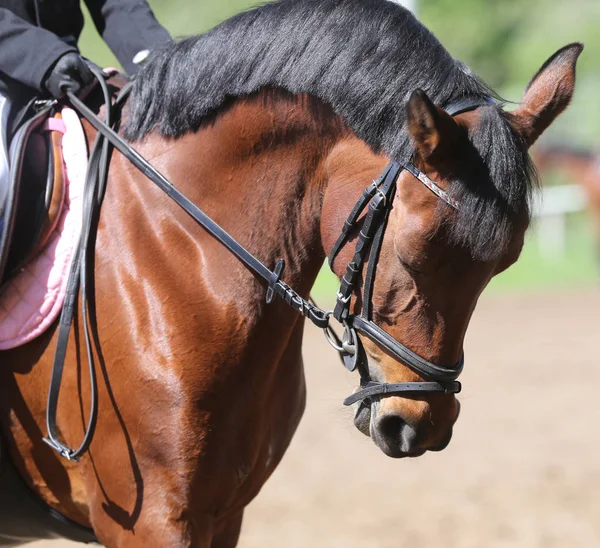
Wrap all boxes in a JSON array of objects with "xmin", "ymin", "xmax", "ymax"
[{"xmin": 43, "ymin": 67, "xmax": 489, "ymax": 460}]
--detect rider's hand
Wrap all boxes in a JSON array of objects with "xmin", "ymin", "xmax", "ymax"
[{"xmin": 43, "ymin": 52, "xmax": 94, "ymax": 99}]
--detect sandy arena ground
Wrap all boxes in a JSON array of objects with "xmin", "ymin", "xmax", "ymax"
[{"xmin": 29, "ymin": 289, "xmax": 600, "ymax": 548}]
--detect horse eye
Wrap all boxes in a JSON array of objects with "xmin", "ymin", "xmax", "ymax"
[{"xmin": 399, "ymin": 258, "xmax": 422, "ymax": 276}]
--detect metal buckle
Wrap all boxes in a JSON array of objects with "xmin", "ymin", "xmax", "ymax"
[
  {"xmin": 341, "ymin": 322, "xmax": 357, "ymax": 355},
  {"xmin": 375, "ymin": 187, "xmax": 387, "ymax": 206},
  {"xmin": 290, "ymin": 293, "xmax": 305, "ymax": 315},
  {"xmin": 322, "ymin": 314, "xmax": 358, "ymax": 357},
  {"xmin": 42, "ymin": 437, "xmax": 77, "ymax": 461},
  {"xmin": 323, "ymin": 312, "xmax": 345, "ymax": 352},
  {"xmin": 336, "ymin": 291, "xmax": 351, "ymax": 304}
]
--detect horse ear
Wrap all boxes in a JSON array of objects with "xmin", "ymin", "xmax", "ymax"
[
  {"xmin": 406, "ymin": 89, "xmax": 460, "ymax": 161},
  {"xmin": 511, "ymin": 43, "xmax": 583, "ymax": 147}
]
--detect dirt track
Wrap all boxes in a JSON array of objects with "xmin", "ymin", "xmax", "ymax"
[{"xmin": 31, "ymin": 289, "xmax": 600, "ymax": 548}]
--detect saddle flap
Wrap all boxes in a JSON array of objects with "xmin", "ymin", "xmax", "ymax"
[{"xmin": 0, "ymin": 106, "xmax": 67, "ymax": 286}]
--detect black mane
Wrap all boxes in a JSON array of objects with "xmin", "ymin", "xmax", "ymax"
[{"xmin": 125, "ymin": 0, "xmax": 536, "ymax": 261}]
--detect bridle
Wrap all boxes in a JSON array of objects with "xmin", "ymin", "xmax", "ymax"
[
  {"xmin": 322, "ymin": 97, "xmax": 494, "ymax": 406},
  {"xmin": 43, "ymin": 66, "xmax": 490, "ymax": 460},
  {"xmin": 324, "ymin": 159, "xmax": 463, "ymax": 406}
]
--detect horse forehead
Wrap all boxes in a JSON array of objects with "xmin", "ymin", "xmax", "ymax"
[
  {"xmin": 452, "ymin": 107, "xmax": 492, "ymax": 148},
  {"xmin": 453, "ymin": 107, "xmax": 486, "ymax": 129}
]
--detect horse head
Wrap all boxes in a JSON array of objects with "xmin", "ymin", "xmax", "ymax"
[{"xmin": 321, "ymin": 43, "xmax": 582, "ymax": 458}]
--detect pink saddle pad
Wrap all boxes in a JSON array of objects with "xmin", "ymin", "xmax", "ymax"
[{"xmin": 0, "ymin": 107, "xmax": 86, "ymax": 350}]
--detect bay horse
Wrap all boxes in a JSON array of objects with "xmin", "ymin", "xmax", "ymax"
[
  {"xmin": 0, "ymin": 0, "xmax": 581, "ymax": 545},
  {"xmin": 533, "ymin": 144, "xmax": 600, "ymax": 265}
]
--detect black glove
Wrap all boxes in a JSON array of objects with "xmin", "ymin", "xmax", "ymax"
[{"xmin": 43, "ymin": 52, "xmax": 94, "ymax": 99}]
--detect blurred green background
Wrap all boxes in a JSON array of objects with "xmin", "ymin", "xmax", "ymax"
[{"xmin": 78, "ymin": 0, "xmax": 599, "ymax": 295}]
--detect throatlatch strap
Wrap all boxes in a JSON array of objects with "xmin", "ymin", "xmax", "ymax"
[{"xmin": 444, "ymin": 96, "xmax": 495, "ymax": 116}]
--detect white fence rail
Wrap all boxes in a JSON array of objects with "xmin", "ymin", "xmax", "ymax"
[{"xmin": 532, "ymin": 185, "xmax": 588, "ymax": 260}]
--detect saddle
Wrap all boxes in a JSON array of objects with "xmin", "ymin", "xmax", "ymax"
[{"xmin": 0, "ymin": 103, "xmax": 67, "ymax": 287}]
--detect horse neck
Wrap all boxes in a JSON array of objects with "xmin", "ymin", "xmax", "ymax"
[{"xmin": 124, "ymin": 90, "xmax": 346, "ymax": 312}]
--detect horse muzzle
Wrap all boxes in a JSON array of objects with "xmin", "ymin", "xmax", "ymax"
[{"xmin": 354, "ymin": 395, "xmax": 459, "ymax": 458}]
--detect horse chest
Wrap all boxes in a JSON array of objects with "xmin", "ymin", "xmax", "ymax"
[{"xmin": 226, "ymin": 370, "xmax": 306, "ymax": 509}]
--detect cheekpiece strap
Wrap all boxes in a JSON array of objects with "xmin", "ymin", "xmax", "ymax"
[
  {"xmin": 332, "ymin": 162, "xmax": 401, "ymax": 322},
  {"xmin": 327, "ymin": 162, "xmax": 394, "ymax": 269}
]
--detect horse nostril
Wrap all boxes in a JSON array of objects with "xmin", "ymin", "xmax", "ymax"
[
  {"xmin": 376, "ymin": 414, "xmax": 419, "ymax": 454},
  {"xmin": 377, "ymin": 414, "xmax": 406, "ymax": 441}
]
